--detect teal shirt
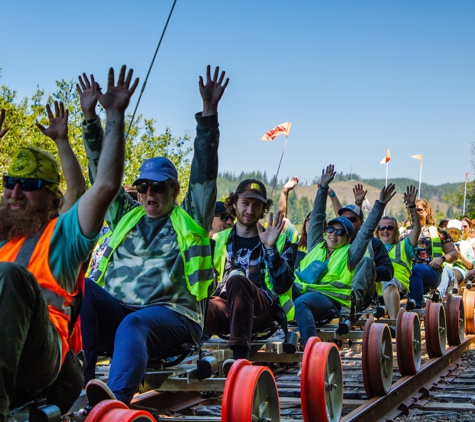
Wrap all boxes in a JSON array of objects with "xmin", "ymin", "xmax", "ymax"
[
  {"xmin": 0, "ymin": 201, "xmax": 99, "ymax": 294},
  {"xmin": 383, "ymin": 237, "xmax": 417, "ymax": 263}
]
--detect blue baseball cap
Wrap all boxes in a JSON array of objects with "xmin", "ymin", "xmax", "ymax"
[
  {"xmin": 133, "ymin": 157, "xmax": 178, "ymax": 185},
  {"xmin": 328, "ymin": 216, "xmax": 354, "ymax": 237}
]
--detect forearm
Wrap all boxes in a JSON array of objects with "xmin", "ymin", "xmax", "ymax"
[
  {"xmin": 55, "ymin": 138, "xmax": 86, "ymax": 213},
  {"xmin": 330, "ymin": 193, "xmax": 343, "ymax": 215},
  {"xmin": 349, "ymin": 201, "xmax": 386, "ymax": 269},
  {"xmin": 307, "ymin": 186, "xmax": 328, "ymax": 250},
  {"xmin": 82, "ymin": 117, "xmax": 104, "ymax": 183},
  {"xmin": 182, "ymin": 113, "xmax": 219, "ymax": 230},
  {"xmin": 278, "ymin": 190, "xmax": 289, "ymax": 216},
  {"xmin": 408, "ymin": 207, "xmax": 421, "ymax": 246}
]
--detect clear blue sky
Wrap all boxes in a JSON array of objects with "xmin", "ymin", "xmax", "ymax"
[{"xmin": 2, "ymin": 1, "xmax": 474, "ymax": 186}]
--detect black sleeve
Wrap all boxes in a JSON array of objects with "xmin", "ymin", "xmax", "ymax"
[{"xmin": 372, "ymin": 237, "xmax": 394, "ymax": 282}]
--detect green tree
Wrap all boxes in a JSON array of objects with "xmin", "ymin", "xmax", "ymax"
[{"xmin": 0, "ymin": 78, "xmax": 191, "ymax": 200}]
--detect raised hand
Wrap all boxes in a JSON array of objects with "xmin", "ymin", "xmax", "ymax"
[
  {"xmin": 353, "ymin": 184, "xmax": 367, "ymax": 203},
  {"xmin": 77, "ymin": 73, "xmax": 99, "ymax": 120},
  {"xmin": 403, "ymin": 185, "xmax": 418, "ymax": 206},
  {"xmin": 93, "ymin": 66, "xmax": 139, "ymax": 114},
  {"xmin": 257, "ymin": 211, "xmax": 285, "ymax": 249},
  {"xmin": 379, "ymin": 183, "xmax": 396, "ymax": 204},
  {"xmin": 199, "ymin": 65, "xmax": 229, "ymax": 115},
  {"xmin": 283, "ymin": 176, "xmax": 299, "ymax": 192},
  {"xmin": 0, "ymin": 108, "xmax": 10, "ymax": 138},
  {"xmin": 36, "ymin": 101, "xmax": 69, "ymax": 141},
  {"xmin": 320, "ymin": 164, "xmax": 336, "ymax": 188}
]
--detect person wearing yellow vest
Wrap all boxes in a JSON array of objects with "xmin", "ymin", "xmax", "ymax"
[
  {"xmin": 401, "ymin": 198, "xmax": 458, "ymax": 308},
  {"xmin": 206, "ymin": 178, "xmax": 295, "ymax": 362},
  {"xmin": 0, "ymin": 65, "xmax": 138, "ymax": 420},
  {"xmin": 79, "ymin": 66, "xmax": 229, "ymax": 406},
  {"xmin": 294, "ymin": 165, "xmax": 396, "ymax": 347},
  {"xmin": 374, "ymin": 185, "xmax": 421, "ymax": 319}
]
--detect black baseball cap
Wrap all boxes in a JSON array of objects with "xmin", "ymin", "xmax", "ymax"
[{"xmin": 235, "ymin": 179, "xmax": 267, "ymax": 203}]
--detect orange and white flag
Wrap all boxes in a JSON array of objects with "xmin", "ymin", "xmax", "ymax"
[
  {"xmin": 261, "ymin": 122, "xmax": 291, "ymax": 141},
  {"xmin": 465, "ymin": 172, "xmax": 470, "ymax": 182},
  {"xmin": 411, "ymin": 154, "xmax": 423, "ymax": 161},
  {"xmin": 380, "ymin": 149, "xmax": 390, "ymax": 164}
]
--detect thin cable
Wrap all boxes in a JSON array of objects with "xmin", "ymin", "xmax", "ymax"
[{"xmin": 125, "ymin": 0, "xmax": 178, "ymax": 141}]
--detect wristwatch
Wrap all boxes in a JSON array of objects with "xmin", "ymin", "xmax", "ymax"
[{"xmin": 441, "ymin": 255, "xmax": 446, "ymax": 262}]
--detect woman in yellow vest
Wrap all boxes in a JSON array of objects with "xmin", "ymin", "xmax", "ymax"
[
  {"xmin": 401, "ymin": 199, "xmax": 458, "ymax": 308},
  {"xmin": 294, "ymin": 165, "xmax": 396, "ymax": 347},
  {"xmin": 374, "ymin": 186, "xmax": 421, "ymax": 319}
]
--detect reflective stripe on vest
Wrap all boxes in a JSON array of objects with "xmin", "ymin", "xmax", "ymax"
[
  {"xmin": 428, "ymin": 226, "xmax": 443, "ymax": 258},
  {"xmin": 213, "ymin": 229, "xmax": 295, "ymax": 321},
  {"xmin": 295, "ymin": 241, "xmax": 353, "ymax": 309},
  {"xmin": 0, "ymin": 219, "xmax": 74, "ymax": 364},
  {"xmin": 95, "ymin": 206, "xmax": 213, "ymax": 301},
  {"xmin": 376, "ymin": 240, "xmax": 412, "ymax": 295}
]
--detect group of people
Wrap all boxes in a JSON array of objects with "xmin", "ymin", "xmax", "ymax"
[{"xmin": 0, "ymin": 63, "xmax": 472, "ymax": 420}]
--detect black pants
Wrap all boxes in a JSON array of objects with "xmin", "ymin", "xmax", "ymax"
[{"xmin": 0, "ymin": 262, "xmax": 61, "ymax": 421}]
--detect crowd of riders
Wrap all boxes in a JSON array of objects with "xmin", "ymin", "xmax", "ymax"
[{"xmin": 0, "ymin": 64, "xmax": 472, "ymax": 420}]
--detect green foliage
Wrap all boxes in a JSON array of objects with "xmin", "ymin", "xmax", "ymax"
[{"xmin": 0, "ymin": 77, "xmax": 191, "ymax": 201}]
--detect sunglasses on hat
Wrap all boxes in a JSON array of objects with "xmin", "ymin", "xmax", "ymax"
[
  {"xmin": 3, "ymin": 175, "xmax": 56, "ymax": 191},
  {"xmin": 135, "ymin": 180, "xmax": 174, "ymax": 194},
  {"xmin": 345, "ymin": 216, "xmax": 360, "ymax": 223}
]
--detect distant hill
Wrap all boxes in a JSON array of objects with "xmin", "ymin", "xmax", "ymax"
[{"xmin": 217, "ymin": 172, "xmax": 462, "ymax": 226}]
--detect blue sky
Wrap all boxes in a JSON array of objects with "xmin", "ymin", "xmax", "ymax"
[{"xmin": 2, "ymin": 1, "xmax": 474, "ymax": 186}]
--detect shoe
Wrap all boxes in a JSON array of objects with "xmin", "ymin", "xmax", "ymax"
[
  {"xmin": 86, "ymin": 379, "xmax": 116, "ymax": 408},
  {"xmin": 222, "ymin": 359, "xmax": 236, "ymax": 377}
]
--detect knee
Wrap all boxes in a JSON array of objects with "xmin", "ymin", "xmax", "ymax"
[
  {"xmin": 0, "ymin": 262, "xmax": 38, "ymax": 298},
  {"xmin": 225, "ymin": 275, "xmax": 253, "ymax": 296}
]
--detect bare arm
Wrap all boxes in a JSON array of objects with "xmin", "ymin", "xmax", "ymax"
[
  {"xmin": 277, "ymin": 176, "xmax": 299, "ymax": 232},
  {"xmin": 404, "ymin": 186, "xmax": 421, "ymax": 247},
  {"xmin": 77, "ymin": 66, "xmax": 139, "ymax": 238},
  {"xmin": 327, "ymin": 185, "xmax": 343, "ymax": 215},
  {"xmin": 36, "ymin": 101, "xmax": 86, "ymax": 213}
]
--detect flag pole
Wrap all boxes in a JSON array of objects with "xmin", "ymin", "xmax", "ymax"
[
  {"xmin": 270, "ymin": 134, "xmax": 289, "ymax": 199},
  {"xmin": 463, "ymin": 175, "xmax": 468, "ymax": 215},
  {"xmin": 418, "ymin": 159, "xmax": 422, "ymax": 199},
  {"xmin": 385, "ymin": 161, "xmax": 389, "ymax": 186}
]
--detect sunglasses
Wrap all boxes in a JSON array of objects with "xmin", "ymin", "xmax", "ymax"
[
  {"xmin": 135, "ymin": 181, "xmax": 174, "ymax": 194},
  {"xmin": 462, "ymin": 225, "xmax": 469, "ymax": 229},
  {"xmin": 3, "ymin": 175, "xmax": 55, "ymax": 191},
  {"xmin": 219, "ymin": 213, "xmax": 234, "ymax": 222},
  {"xmin": 326, "ymin": 226, "xmax": 346, "ymax": 236},
  {"xmin": 345, "ymin": 216, "xmax": 360, "ymax": 223},
  {"xmin": 378, "ymin": 225, "xmax": 395, "ymax": 231}
]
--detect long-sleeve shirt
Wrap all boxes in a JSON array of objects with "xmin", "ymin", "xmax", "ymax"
[
  {"xmin": 82, "ymin": 113, "xmax": 219, "ymax": 326},
  {"xmin": 307, "ymin": 185, "xmax": 388, "ymax": 271}
]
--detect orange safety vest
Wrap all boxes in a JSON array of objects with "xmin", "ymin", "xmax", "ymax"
[{"xmin": 0, "ymin": 219, "xmax": 76, "ymax": 363}]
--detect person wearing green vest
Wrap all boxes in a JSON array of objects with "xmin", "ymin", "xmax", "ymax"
[
  {"xmin": 79, "ymin": 66, "xmax": 229, "ymax": 405},
  {"xmin": 294, "ymin": 165, "xmax": 396, "ymax": 347},
  {"xmin": 374, "ymin": 185, "xmax": 421, "ymax": 319},
  {"xmin": 206, "ymin": 178, "xmax": 295, "ymax": 362},
  {"xmin": 401, "ymin": 198, "xmax": 458, "ymax": 308}
]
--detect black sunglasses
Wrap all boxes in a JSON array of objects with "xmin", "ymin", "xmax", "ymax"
[
  {"xmin": 135, "ymin": 181, "xmax": 174, "ymax": 194},
  {"xmin": 326, "ymin": 226, "xmax": 346, "ymax": 236},
  {"xmin": 346, "ymin": 216, "xmax": 360, "ymax": 223},
  {"xmin": 378, "ymin": 225, "xmax": 395, "ymax": 231},
  {"xmin": 219, "ymin": 213, "xmax": 234, "ymax": 222},
  {"xmin": 3, "ymin": 175, "xmax": 55, "ymax": 191}
]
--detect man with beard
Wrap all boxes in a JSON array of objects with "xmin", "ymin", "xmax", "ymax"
[
  {"xmin": 206, "ymin": 179, "xmax": 295, "ymax": 365},
  {"xmin": 78, "ymin": 65, "xmax": 229, "ymax": 405},
  {"xmin": 0, "ymin": 65, "xmax": 138, "ymax": 421}
]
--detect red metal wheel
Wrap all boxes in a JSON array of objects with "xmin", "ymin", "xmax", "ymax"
[
  {"xmin": 300, "ymin": 337, "xmax": 343, "ymax": 422},
  {"xmin": 85, "ymin": 399, "xmax": 155, "ymax": 422},
  {"xmin": 425, "ymin": 301, "xmax": 446, "ymax": 358},
  {"xmin": 396, "ymin": 309, "xmax": 421, "ymax": 376},
  {"xmin": 446, "ymin": 295, "xmax": 465, "ymax": 346},
  {"xmin": 221, "ymin": 359, "xmax": 280, "ymax": 422},
  {"xmin": 463, "ymin": 289, "xmax": 475, "ymax": 334},
  {"xmin": 362, "ymin": 320, "xmax": 393, "ymax": 398}
]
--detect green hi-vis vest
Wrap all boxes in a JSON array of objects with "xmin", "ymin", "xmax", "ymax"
[
  {"xmin": 427, "ymin": 226, "xmax": 443, "ymax": 258},
  {"xmin": 376, "ymin": 241, "xmax": 412, "ymax": 295},
  {"xmin": 213, "ymin": 228, "xmax": 295, "ymax": 321},
  {"xmin": 95, "ymin": 206, "xmax": 214, "ymax": 301},
  {"xmin": 294, "ymin": 242, "xmax": 353, "ymax": 309}
]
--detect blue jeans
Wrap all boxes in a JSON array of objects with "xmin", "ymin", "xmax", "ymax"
[
  {"xmin": 81, "ymin": 278, "xmax": 201, "ymax": 404},
  {"xmin": 408, "ymin": 264, "xmax": 441, "ymax": 307},
  {"xmin": 295, "ymin": 291, "xmax": 340, "ymax": 347}
]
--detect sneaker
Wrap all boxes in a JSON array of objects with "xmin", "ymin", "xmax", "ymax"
[
  {"xmin": 222, "ymin": 359, "xmax": 236, "ymax": 377},
  {"xmin": 86, "ymin": 379, "xmax": 116, "ymax": 408}
]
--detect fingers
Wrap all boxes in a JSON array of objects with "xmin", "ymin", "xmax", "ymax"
[
  {"xmin": 46, "ymin": 104, "xmax": 54, "ymax": 120},
  {"xmin": 222, "ymin": 77, "xmax": 230, "ymax": 90},
  {"xmin": 54, "ymin": 101, "xmax": 60, "ymax": 117},
  {"xmin": 107, "ymin": 67, "xmax": 115, "ymax": 89},
  {"xmin": 213, "ymin": 66, "xmax": 219, "ymax": 82},
  {"xmin": 117, "ymin": 65, "xmax": 126, "ymax": 87},
  {"xmin": 268, "ymin": 211, "xmax": 274, "ymax": 227},
  {"xmin": 93, "ymin": 81, "xmax": 103, "ymax": 101},
  {"xmin": 129, "ymin": 77, "xmax": 140, "ymax": 95},
  {"xmin": 35, "ymin": 122, "xmax": 46, "ymax": 133},
  {"xmin": 206, "ymin": 64, "xmax": 211, "ymax": 82}
]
